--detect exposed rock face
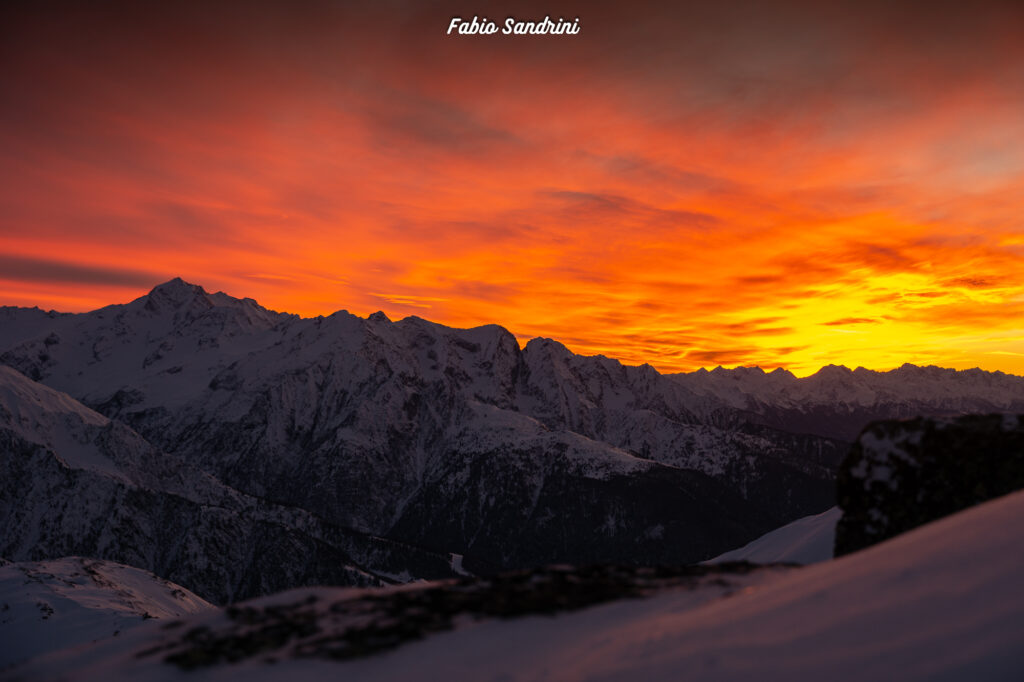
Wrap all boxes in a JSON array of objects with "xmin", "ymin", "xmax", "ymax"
[{"xmin": 835, "ymin": 414, "xmax": 1024, "ymax": 556}]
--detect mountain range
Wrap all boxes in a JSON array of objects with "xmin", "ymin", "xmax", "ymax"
[{"xmin": 3, "ymin": 278, "xmax": 1023, "ymax": 603}]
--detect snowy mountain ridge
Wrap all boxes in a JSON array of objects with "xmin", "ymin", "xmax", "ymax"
[
  {"xmin": 0, "ymin": 279, "xmax": 849, "ymax": 578},
  {"xmin": 0, "ymin": 365, "xmax": 459, "ymax": 603},
  {"xmin": 2, "ymin": 278, "xmax": 1023, "ymax": 595},
  {"xmin": 7, "ymin": 278, "xmax": 1019, "ymax": 420},
  {"xmin": 672, "ymin": 362, "xmax": 1024, "ymax": 413}
]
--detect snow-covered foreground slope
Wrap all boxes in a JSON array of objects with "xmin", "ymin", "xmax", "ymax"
[
  {"xmin": 0, "ymin": 557, "xmax": 212, "ymax": 669},
  {"xmin": 343, "ymin": 491, "xmax": 1024, "ymax": 682},
  {"xmin": 707, "ymin": 506, "xmax": 840, "ymax": 565},
  {"xmin": 12, "ymin": 491, "xmax": 1024, "ymax": 681},
  {"xmin": 5, "ymin": 564, "xmax": 786, "ymax": 681}
]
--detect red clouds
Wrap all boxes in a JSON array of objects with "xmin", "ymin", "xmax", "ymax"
[{"xmin": 2, "ymin": 1, "xmax": 1023, "ymax": 374}]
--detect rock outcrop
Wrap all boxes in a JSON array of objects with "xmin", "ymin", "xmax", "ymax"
[{"xmin": 835, "ymin": 413, "xmax": 1024, "ymax": 555}]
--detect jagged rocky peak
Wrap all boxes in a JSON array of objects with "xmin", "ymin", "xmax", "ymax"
[
  {"xmin": 521, "ymin": 337, "xmax": 577, "ymax": 372},
  {"xmin": 455, "ymin": 322, "xmax": 520, "ymax": 347},
  {"xmin": 139, "ymin": 278, "xmax": 262, "ymax": 314},
  {"xmin": 148, "ymin": 276, "xmax": 204, "ymax": 297},
  {"xmin": 801, "ymin": 364, "xmax": 858, "ymax": 395},
  {"xmin": 634, "ymin": 361, "xmax": 660, "ymax": 380},
  {"xmin": 141, "ymin": 277, "xmax": 209, "ymax": 310},
  {"xmin": 371, "ymin": 314, "xmax": 521, "ymax": 375},
  {"xmin": 132, "ymin": 278, "xmax": 294, "ymax": 333},
  {"xmin": 0, "ymin": 305, "xmax": 65, "ymax": 318},
  {"xmin": 393, "ymin": 315, "xmax": 518, "ymax": 347},
  {"xmin": 523, "ymin": 336, "xmax": 571, "ymax": 353},
  {"xmin": 890, "ymin": 362, "xmax": 948, "ymax": 378},
  {"xmin": 811, "ymin": 364, "xmax": 853, "ymax": 378}
]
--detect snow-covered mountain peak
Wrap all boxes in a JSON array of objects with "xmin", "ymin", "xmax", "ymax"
[
  {"xmin": 134, "ymin": 277, "xmax": 218, "ymax": 317},
  {"xmin": 523, "ymin": 336, "xmax": 572, "ymax": 356},
  {"xmin": 145, "ymin": 276, "xmax": 205, "ymax": 302},
  {"xmin": 811, "ymin": 363, "xmax": 853, "ymax": 377},
  {"xmin": 128, "ymin": 278, "xmax": 292, "ymax": 330},
  {"xmin": 729, "ymin": 365, "xmax": 766, "ymax": 376}
]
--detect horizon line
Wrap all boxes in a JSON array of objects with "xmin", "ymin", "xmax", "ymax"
[{"xmin": 2, "ymin": 276, "xmax": 1020, "ymax": 381}]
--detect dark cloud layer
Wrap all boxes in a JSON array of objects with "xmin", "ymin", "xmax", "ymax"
[{"xmin": 0, "ymin": 254, "xmax": 161, "ymax": 288}]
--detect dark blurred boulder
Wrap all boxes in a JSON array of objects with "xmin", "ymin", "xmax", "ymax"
[{"xmin": 835, "ymin": 414, "xmax": 1024, "ymax": 556}]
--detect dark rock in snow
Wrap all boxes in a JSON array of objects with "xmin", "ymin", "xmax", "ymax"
[
  {"xmin": 149, "ymin": 562, "xmax": 785, "ymax": 670},
  {"xmin": 835, "ymin": 413, "xmax": 1024, "ymax": 556}
]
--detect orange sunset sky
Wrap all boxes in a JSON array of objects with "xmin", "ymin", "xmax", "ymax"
[{"xmin": 2, "ymin": 0, "xmax": 1024, "ymax": 375}]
